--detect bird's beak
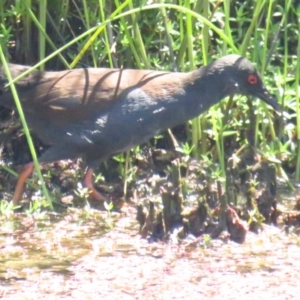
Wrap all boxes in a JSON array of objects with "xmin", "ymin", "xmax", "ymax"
[{"xmin": 255, "ymin": 87, "xmax": 281, "ymax": 111}]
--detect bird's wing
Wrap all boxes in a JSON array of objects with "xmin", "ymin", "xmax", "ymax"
[{"xmin": 0, "ymin": 64, "xmax": 191, "ymax": 125}]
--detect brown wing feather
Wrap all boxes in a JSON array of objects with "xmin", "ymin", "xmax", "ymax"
[{"xmin": 1, "ymin": 64, "xmax": 191, "ymax": 124}]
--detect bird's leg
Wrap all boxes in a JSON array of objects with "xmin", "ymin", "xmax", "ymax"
[
  {"xmin": 12, "ymin": 162, "xmax": 34, "ymax": 206},
  {"xmin": 83, "ymin": 168, "xmax": 106, "ymax": 201}
]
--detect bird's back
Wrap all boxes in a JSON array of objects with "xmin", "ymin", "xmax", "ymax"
[{"xmin": 0, "ymin": 64, "xmax": 193, "ymax": 154}]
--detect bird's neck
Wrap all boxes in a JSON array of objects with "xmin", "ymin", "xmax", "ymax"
[
  {"xmin": 131, "ymin": 69, "xmax": 230, "ymax": 134},
  {"xmin": 177, "ymin": 68, "xmax": 229, "ymax": 120}
]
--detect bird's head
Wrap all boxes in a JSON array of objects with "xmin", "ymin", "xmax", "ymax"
[{"xmin": 209, "ymin": 55, "xmax": 280, "ymax": 111}]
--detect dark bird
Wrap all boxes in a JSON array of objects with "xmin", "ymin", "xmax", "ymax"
[{"xmin": 0, "ymin": 54, "xmax": 279, "ymax": 206}]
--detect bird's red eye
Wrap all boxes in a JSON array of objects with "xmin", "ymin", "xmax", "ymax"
[{"xmin": 247, "ymin": 74, "xmax": 258, "ymax": 85}]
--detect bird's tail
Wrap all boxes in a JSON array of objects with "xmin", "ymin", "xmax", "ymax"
[
  {"xmin": 0, "ymin": 63, "xmax": 43, "ymax": 108},
  {"xmin": 0, "ymin": 63, "xmax": 42, "ymax": 88}
]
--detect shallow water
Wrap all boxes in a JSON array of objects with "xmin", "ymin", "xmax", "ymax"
[{"xmin": 1, "ymin": 189, "xmax": 300, "ymax": 299}]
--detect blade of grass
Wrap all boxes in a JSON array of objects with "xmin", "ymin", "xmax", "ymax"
[
  {"xmin": 39, "ymin": 0, "xmax": 47, "ymax": 70},
  {"xmin": 0, "ymin": 46, "xmax": 52, "ymax": 208},
  {"xmin": 295, "ymin": 10, "xmax": 300, "ymax": 179}
]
